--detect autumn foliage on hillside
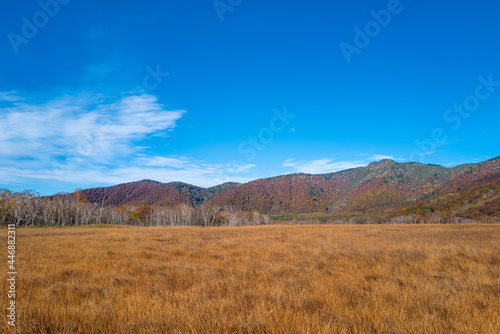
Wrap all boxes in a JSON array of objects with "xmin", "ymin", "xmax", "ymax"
[
  {"xmin": 63, "ymin": 180, "xmax": 240, "ymax": 207},
  {"xmin": 391, "ymin": 162, "xmax": 500, "ymax": 220},
  {"xmin": 17, "ymin": 156, "xmax": 500, "ymax": 223},
  {"xmin": 206, "ymin": 158, "xmax": 490, "ymax": 216}
]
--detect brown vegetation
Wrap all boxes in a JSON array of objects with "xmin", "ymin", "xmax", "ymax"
[
  {"xmin": 1, "ymin": 224, "xmax": 499, "ymax": 333},
  {"xmin": 42, "ymin": 156, "xmax": 500, "ymax": 220},
  {"xmin": 0, "ymin": 190, "xmax": 269, "ymax": 227}
]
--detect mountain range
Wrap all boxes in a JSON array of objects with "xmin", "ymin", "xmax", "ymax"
[{"xmin": 70, "ymin": 156, "xmax": 500, "ymax": 219}]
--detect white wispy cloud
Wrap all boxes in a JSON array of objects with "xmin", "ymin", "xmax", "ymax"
[
  {"xmin": 0, "ymin": 162, "xmax": 255, "ymax": 188},
  {"xmin": 0, "ymin": 91, "xmax": 24, "ymax": 102},
  {"xmin": 0, "ymin": 93, "xmax": 184, "ymax": 162},
  {"xmin": 0, "ymin": 92, "xmax": 257, "ymax": 189},
  {"xmin": 418, "ymin": 151, "xmax": 436, "ymax": 156},
  {"xmin": 282, "ymin": 159, "xmax": 366, "ymax": 174},
  {"xmin": 370, "ymin": 154, "xmax": 394, "ymax": 160},
  {"xmin": 369, "ymin": 154, "xmax": 406, "ymax": 161},
  {"xmin": 137, "ymin": 156, "xmax": 194, "ymax": 168},
  {"xmin": 282, "ymin": 153, "xmax": 409, "ymax": 175}
]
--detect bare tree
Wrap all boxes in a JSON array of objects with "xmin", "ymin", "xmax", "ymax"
[
  {"xmin": 42, "ymin": 201, "xmax": 57, "ymax": 227},
  {"xmin": 225, "ymin": 206, "xmax": 239, "ymax": 227},
  {"xmin": 0, "ymin": 190, "xmax": 273, "ymax": 228},
  {"xmin": 177, "ymin": 204, "xmax": 194, "ymax": 226},
  {"xmin": 199, "ymin": 204, "xmax": 221, "ymax": 227}
]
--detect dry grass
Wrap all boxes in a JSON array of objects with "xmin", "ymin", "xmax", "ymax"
[{"xmin": 1, "ymin": 224, "xmax": 499, "ymax": 333}]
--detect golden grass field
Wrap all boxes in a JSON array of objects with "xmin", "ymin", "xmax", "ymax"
[{"xmin": 1, "ymin": 224, "xmax": 499, "ymax": 333}]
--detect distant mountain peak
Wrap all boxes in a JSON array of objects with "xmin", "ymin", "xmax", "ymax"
[
  {"xmin": 64, "ymin": 156, "xmax": 499, "ymax": 217},
  {"xmin": 368, "ymin": 159, "xmax": 395, "ymax": 168},
  {"xmin": 137, "ymin": 179, "xmax": 161, "ymax": 184}
]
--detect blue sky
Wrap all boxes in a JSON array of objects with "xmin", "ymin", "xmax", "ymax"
[{"xmin": 1, "ymin": 0, "xmax": 499, "ymax": 195}]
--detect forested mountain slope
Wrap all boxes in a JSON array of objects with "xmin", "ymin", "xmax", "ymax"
[{"xmin": 65, "ymin": 157, "xmax": 500, "ymax": 218}]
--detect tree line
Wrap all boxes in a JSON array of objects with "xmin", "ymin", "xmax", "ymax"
[{"xmin": 0, "ymin": 190, "xmax": 270, "ymax": 227}]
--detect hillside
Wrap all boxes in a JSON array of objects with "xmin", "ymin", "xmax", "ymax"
[
  {"xmin": 75, "ymin": 180, "xmax": 240, "ymax": 207},
  {"xmin": 206, "ymin": 159, "xmax": 475, "ymax": 214},
  {"xmin": 390, "ymin": 156, "xmax": 500, "ymax": 219},
  {"xmin": 69, "ymin": 156, "xmax": 499, "ymax": 218}
]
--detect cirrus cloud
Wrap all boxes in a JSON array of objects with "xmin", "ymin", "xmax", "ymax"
[
  {"xmin": 0, "ymin": 93, "xmax": 184, "ymax": 162},
  {"xmin": 282, "ymin": 158, "xmax": 367, "ymax": 174},
  {"xmin": 0, "ymin": 92, "xmax": 257, "ymax": 191}
]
